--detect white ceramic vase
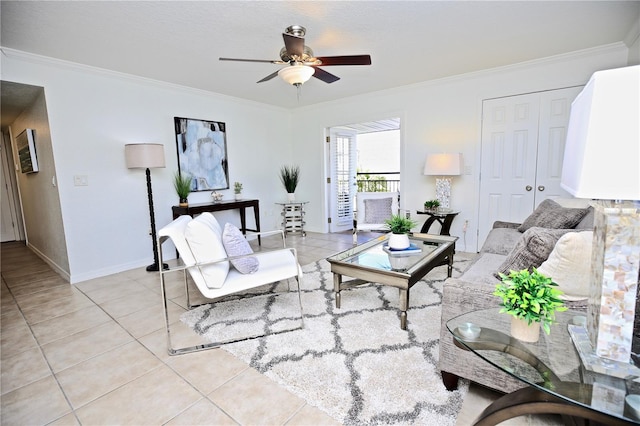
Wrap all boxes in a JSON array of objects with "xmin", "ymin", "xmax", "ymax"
[
  {"xmin": 388, "ymin": 233, "xmax": 410, "ymax": 250},
  {"xmin": 287, "ymin": 192, "xmax": 295, "ymax": 202},
  {"xmin": 510, "ymin": 316, "xmax": 540, "ymax": 343}
]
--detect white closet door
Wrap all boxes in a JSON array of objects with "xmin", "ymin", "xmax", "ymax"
[{"xmin": 478, "ymin": 93, "xmax": 540, "ymax": 248}]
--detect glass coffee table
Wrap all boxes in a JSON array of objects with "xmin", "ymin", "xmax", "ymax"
[
  {"xmin": 447, "ymin": 308, "xmax": 640, "ymax": 425},
  {"xmin": 327, "ymin": 233, "xmax": 457, "ymax": 330}
]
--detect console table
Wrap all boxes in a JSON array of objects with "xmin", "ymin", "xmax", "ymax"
[
  {"xmin": 447, "ymin": 308, "xmax": 639, "ymax": 425},
  {"xmin": 416, "ymin": 209, "xmax": 459, "ymax": 235},
  {"xmin": 172, "ymin": 199, "xmax": 261, "ymax": 244}
]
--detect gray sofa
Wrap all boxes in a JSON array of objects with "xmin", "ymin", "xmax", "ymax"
[{"xmin": 438, "ymin": 198, "xmax": 594, "ymax": 393}]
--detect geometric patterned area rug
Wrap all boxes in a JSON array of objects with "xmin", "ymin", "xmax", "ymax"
[{"xmin": 181, "ymin": 252, "xmax": 476, "ymax": 425}]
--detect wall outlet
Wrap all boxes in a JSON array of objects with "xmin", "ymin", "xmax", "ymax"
[{"xmin": 73, "ymin": 175, "xmax": 88, "ymax": 186}]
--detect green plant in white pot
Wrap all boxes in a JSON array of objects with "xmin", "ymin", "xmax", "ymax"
[
  {"xmin": 384, "ymin": 214, "xmax": 417, "ymax": 250},
  {"xmin": 279, "ymin": 165, "xmax": 300, "ymax": 201},
  {"xmin": 494, "ymin": 268, "xmax": 566, "ymax": 342},
  {"xmin": 234, "ymin": 181, "xmax": 243, "ymax": 200}
]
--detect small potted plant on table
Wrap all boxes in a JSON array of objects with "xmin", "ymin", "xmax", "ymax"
[
  {"xmin": 173, "ymin": 172, "xmax": 192, "ymax": 207},
  {"xmin": 234, "ymin": 181, "xmax": 243, "ymax": 200},
  {"xmin": 424, "ymin": 199, "xmax": 440, "ymax": 212},
  {"xmin": 384, "ymin": 214, "xmax": 418, "ymax": 250},
  {"xmin": 494, "ymin": 268, "xmax": 566, "ymax": 342}
]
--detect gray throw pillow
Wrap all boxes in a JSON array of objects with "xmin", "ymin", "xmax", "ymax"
[
  {"xmin": 364, "ymin": 197, "xmax": 393, "ymax": 224},
  {"xmin": 495, "ymin": 227, "xmax": 572, "ymax": 278},
  {"xmin": 222, "ymin": 223, "xmax": 259, "ymax": 274},
  {"xmin": 518, "ymin": 199, "xmax": 588, "ymax": 232}
]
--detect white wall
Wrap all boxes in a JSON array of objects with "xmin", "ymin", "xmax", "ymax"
[
  {"xmin": 1, "ymin": 50, "xmax": 293, "ymax": 283},
  {"xmin": 291, "ymin": 43, "xmax": 630, "ymax": 252}
]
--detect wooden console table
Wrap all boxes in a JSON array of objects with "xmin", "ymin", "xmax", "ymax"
[{"xmin": 172, "ymin": 199, "xmax": 261, "ymax": 245}]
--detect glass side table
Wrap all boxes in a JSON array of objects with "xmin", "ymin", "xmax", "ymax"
[
  {"xmin": 416, "ymin": 209, "xmax": 459, "ymax": 235},
  {"xmin": 447, "ymin": 308, "xmax": 639, "ymax": 425}
]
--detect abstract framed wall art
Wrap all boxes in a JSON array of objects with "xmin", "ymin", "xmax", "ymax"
[
  {"xmin": 174, "ymin": 117, "xmax": 229, "ymax": 191},
  {"xmin": 16, "ymin": 128, "xmax": 38, "ymax": 174}
]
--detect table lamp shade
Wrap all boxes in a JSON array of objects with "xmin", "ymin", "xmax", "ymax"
[
  {"xmin": 560, "ymin": 65, "xmax": 640, "ymax": 200},
  {"xmin": 125, "ymin": 143, "xmax": 166, "ymax": 169},
  {"xmin": 423, "ymin": 153, "xmax": 462, "ymax": 176}
]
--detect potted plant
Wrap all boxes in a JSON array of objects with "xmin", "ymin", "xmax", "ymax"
[
  {"xmin": 384, "ymin": 214, "xmax": 418, "ymax": 249},
  {"xmin": 234, "ymin": 181, "xmax": 243, "ymax": 200},
  {"xmin": 173, "ymin": 172, "xmax": 192, "ymax": 207},
  {"xmin": 279, "ymin": 165, "xmax": 300, "ymax": 201},
  {"xmin": 494, "ymin": 268, "xmax": 567, "ymax": 342},
  {"xmin": 424, "ymin": 199, "xmax": 440, "ymax": 211}
]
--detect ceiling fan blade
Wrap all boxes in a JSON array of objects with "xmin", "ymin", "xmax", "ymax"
[
  {"xmin": 316, "ymin": 55, "xmax": 372, "ymax": 66},
  {"xmin": 312, "ymin": 67, "xmax": 340, "ymax": 84},
  {"xmin": 219, "ymin": 57, "xmax": 280, "ymax": 64},
  {"xmin": 257, "ymin": 70, "xmax": 280, "ymax": 83},
  {"xmin": 283, "ymin": 33, "xmax": 304, "ymax": 58}
]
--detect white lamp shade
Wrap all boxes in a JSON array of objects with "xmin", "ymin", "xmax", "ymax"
[
  {"xmin": 560, "ymin": 65, "xmax": 640, "ymax": 200},
  {"xmin": 278, "ymin": 65, "xmax": 315, "ymax": 85},
  {"xmin": 125, "ymin": 143, "xmax": 166, "ymax": 169},
  {"xmin": 423, "ymin": 153, "xmax": 462, "ymax": 176}
]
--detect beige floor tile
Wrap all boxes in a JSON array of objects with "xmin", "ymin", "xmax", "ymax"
[
  {"xmin": 286, "ymin": 404, "xmax": 342, "ymax": 425},
  {"xmin": 0, "ymin": 303, "xmax": 26, "ymax": 331},
  {"xmin": 164, "ymin": 398, "xmax": 237, "ymax": 426},
  {"xmin": 47, "ymin": 413, "xmax": 81, "ymax": 426},
  {"xmin": 21, "ymin": 291, "xmax": 95, "ymax": 325},
  {"xmin": 30, "ymin": 305, "xmax": 112, "ymax": 345},
  {"xmin": 78, "ymin": 276, "xmax": 141, "ymax": 303},
  {"xmin": 0, "ymin": 375, "xmax": 71, "ymax": 425},
  {"xmin": 74, "ymin": 365, "xmax": 202, "ymax": 425},
  {"xmin": 98, "ymin": 287, "xmax": 160, "ymax": 318},
  {"xmin": 14, "ymin": 283, "xmax": 80, "ymax": 309},
  {"xmin": 166, "ymin": 346, "xmax": 248, "ymax": 394},
  {"xmin": 116, "ymin": 299, "xmax": 185, "ymax": 339},
  {"xmin": 8, "ymin": 276, "xmax": 69, "ymax": 297},
  {"xmin": 0, "ymin": 320, "xmax": 39, "ymax": 360},
  {"xmin": 1, "ymin": 347, "xmax": 51, "ymax": 395},
  {"xmin": 41, "ymin": 321, "xmax": 134, "ymax": 372},
  {"xmin": 57, "ymin": 341, "xmax": 162, "ymax": 409},
  {"xmin": 209, "ymin": 367, "xmax": 306, "ymax": 425}
]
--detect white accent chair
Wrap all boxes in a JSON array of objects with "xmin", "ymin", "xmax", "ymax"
[
  {"xmin": 157, "ymin": 213, "xmax": 304, "ymax": 355},
  {"xmin": 353, "ymin": 191, "xmax": 400, "ymax": 243}
]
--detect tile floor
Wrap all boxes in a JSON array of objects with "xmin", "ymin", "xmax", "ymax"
[{"xmin": 1, "ymin": 231, "xmax": 557, "ymax": 425}]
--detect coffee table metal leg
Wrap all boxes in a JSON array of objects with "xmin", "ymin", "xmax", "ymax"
[
  {"xmin": 399, "ymin": 288, "xmax": 409, "ymax": 330},
  {"xmin": 333, "ymin": 273, "xmax": 342, "ymax": 309}
]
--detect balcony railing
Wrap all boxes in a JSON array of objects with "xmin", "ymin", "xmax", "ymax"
[{"xmin": 356, "ymin": 172, "xmax": 400, "ymax": 192}]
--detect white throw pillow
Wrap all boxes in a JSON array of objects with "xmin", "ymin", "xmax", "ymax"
[
  {"xmin": 537, "ymin": 231, "xmax": 593, "ymax": 301},
  {"xmin": 222, "ymin": 223, "xmax": 259, "ymax": 274},
  {"xmin": 184, "ymin": 213, "xmax": 229, "ymax": 289}
]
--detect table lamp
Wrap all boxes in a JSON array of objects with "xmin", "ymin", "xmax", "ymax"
[
  {"xmin": 125, "ymin": 143, "xmax": 168, "ymax": 272},
  {"xmin": 423, "ymin": 153, "xmax": 462, "ymax": 209},
  {"xmin": 560, "ymin": 65, "xmax": 640, "ymax": 363}
]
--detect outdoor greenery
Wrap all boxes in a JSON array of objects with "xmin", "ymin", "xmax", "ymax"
[
  {"xmin": 494, "ymin": 268, "xmax": 567, "ymax": 334},
  {"xmin": 384, "ymin": 214, "xmax": 417, "ymax": 234},
  {"xmin": 357, "ymin": 169, "xmax": 389, "ymax": 192},
  {"xmin": 173, "ymin": 172, "xmax": 192, "ymax": 200},
  {"xmin": 279, "ymin": 165, "xmax": 300, "ymax": 193},
  {"xmin": 234, "ymin": 181, "xmax": 243, "ymax": 194}
]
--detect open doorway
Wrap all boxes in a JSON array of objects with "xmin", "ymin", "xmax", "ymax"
[{"xmin": 326, "ymin": 118, "xmax": 400, "ymax": 233}]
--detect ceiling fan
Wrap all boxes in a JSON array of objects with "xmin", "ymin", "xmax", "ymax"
[{"xmin": 219, "ymin": 25, "xmax": 371, "ymax": 86}]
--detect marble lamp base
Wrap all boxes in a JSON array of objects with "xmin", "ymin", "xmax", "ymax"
[
  {"xmin": 587, "ymin": 200, "xmax": 640, "ymax": 363},
  {"xmin": 435, "ymin": 177, "xmax": 452, "ymax": 209}
]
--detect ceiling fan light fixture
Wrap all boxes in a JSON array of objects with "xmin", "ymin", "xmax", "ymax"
[{"xmin": 278, "ymin": 65, "xmax": 315, "ymax": 86}]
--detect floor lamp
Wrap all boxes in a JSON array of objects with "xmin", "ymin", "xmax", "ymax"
[
  {"xmin": 560, "ymin": 65, "xmax": 640, "ymax": 364},
  {"xmin": 423, "ymin": 153, "xmax": 462, "ymax": 209},
  {"xmin": 125, "ymin": 143, "xmax": 168, "ymax": 272}
]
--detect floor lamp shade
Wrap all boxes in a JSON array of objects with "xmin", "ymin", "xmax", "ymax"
[
  {"xmin": 125, "ymin": 143, "xmax": 167, "ymax": 272},
  {"xmin": 560, "ymin": 65, "xmax": 640, "ymax": 363},
  {"xmin": 423, "ymin": 153, "xmax": 462, "ymax": 209}
]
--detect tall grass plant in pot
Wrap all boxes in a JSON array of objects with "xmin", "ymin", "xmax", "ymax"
[
  {"xmin": 494, "ymin": 268, "xmax": 566, "ymax": 342},
  {"xmin": 279, "ymin": 165, "xmax": 300, "ymax": 201},
  {"xmin": 173, "ymin": 172, "xmax": 192, "ymax": 207}
]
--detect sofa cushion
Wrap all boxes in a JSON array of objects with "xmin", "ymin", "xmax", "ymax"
[
  {"xmin": 480, "ymin": 228, "xmax": 524, "ymax": 256},
  {"xmin": 459, "ymin": 253, "xmax": 506, "ymax": 286},
  {"xmin": 537, "ymin": 231, "xmax": 593, "ymax": 301},
  {"xmin": 184, "ymin": 213, "xmax": 229, "ymax": 289},
  {"xmin": 518, "ymin": 199, "xmax": 589, "ymax": 232},
  {"xmin": 364, "ymin": 197, "xmax": 393, "ymax": 224},
  {"xmin": 575, "ymin": 206, "xmax": 595, "ymax": 229},
  {"xmin": 222, "ymin": 223, "xmax": 259, "ymax": 274},
  {"xmin": 495, "ymin": 227, "xmax": 572, "ymax": 277}
]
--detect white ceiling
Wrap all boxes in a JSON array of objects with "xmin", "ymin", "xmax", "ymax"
[{"xmin": 1, "ymin": 1, "xmax": 639, "ymax": 111}]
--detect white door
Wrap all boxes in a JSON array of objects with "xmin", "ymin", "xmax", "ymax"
[
  {"xmin": 477, "ymin": 87, "xmax": 580, "ymax": 249},
  {"xmin": 1, "ymin": 139, "xmax": 19, "ymax": 242},
  {"xmin": 328, "ymin": 129, "xmax": 357, "ymax": 233}
]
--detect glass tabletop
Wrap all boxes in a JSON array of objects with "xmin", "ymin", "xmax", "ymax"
[
  {"xmin": 447, "ymin": 308, "xmax": 640, "ymax": 423},
  {"xmin": 327, "ymin": 233, "xmax": 457, "ymax": 275}
]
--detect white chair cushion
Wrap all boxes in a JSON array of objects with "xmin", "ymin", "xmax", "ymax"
[
  {"xmin": 537, "ymin": 231, "xmax": 593, "ymax": 301},
  {"xmin": 184, "ymin": 213, "xmax": 229, "ymax": 289},
  {"xmin": 222, "ymin": 223, "xmax": 259, "ymax": 274},
  {"xmin": 157, "ymin": 215, "xmax": 196, "ymax": 266}
]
